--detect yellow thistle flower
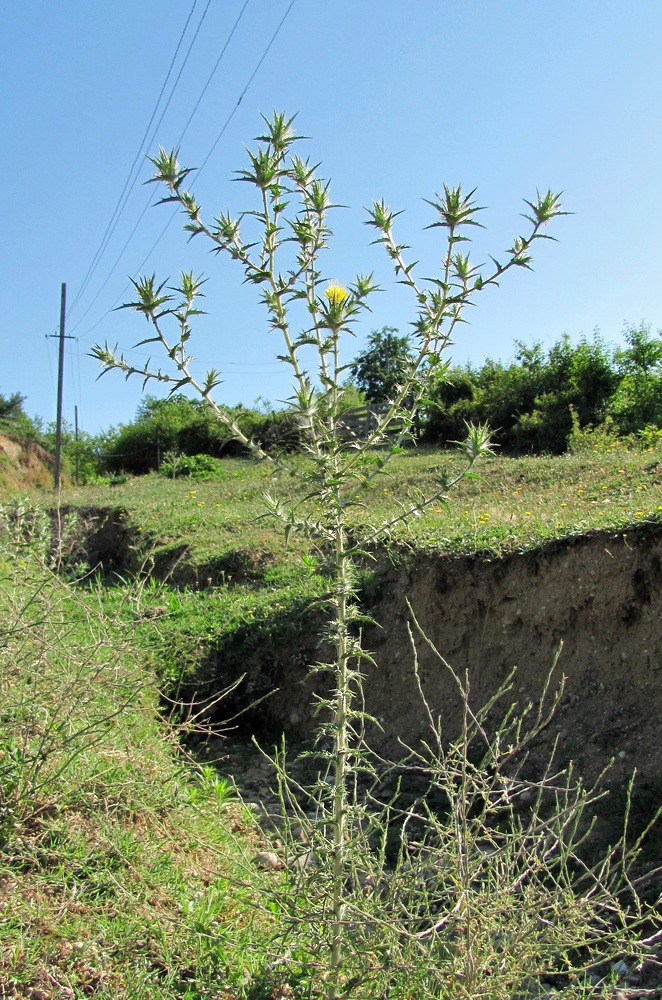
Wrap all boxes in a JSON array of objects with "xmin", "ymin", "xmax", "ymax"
[{"xmin": 324, "ymin": 284, "xmax": 348, "ymax": 307}]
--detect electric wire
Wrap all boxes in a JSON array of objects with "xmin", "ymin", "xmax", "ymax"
[
  {"xmin": 197, "ymin": 0, "xmax": 296, "ymax": 175},
  {"xmin": 175, "ymin": 0, "xmax": 250, "ymax": 149},
  {"xmin": 71, "ymin": 0, "xmax": 249, "ymax": 340},
  {"xmin": 142, "ymin": 0, "xmax": 214, "ymax": 164},
  {"xmin": 69, "ymin": 1, "xmax": 213, "ymax": 331},
  {"xmin": 68, "ymin": 1, "xmax": 200, "ymax": 319},
  {"xmin": 76, "ymin": 0, "xmax": 297, "ymax": 347},
  {"xmin": 72, "ymin": 0, "xmax": 250, "ymax": 338}
]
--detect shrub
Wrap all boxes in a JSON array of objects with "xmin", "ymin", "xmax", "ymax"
[
  {"xmin": 421, "ymin": 333, "xmax": 626, "ymax": 454},
  {"xmin": 0, "ymin": 390, "xmax": 45, "ymax": 442},
  {"xmin": 610, "ymin": 323, "xmax": 662, "ymax": 434},
  {"xmin": 158, "ymin": 452, "xmax": 226, "ymax": 481}
]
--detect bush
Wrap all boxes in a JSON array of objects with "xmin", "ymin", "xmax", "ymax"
[
  {"xmin": 0, "ymin": 390, "xmax": 44, "ymax": 441},
  {"xmin": 158, "ymin": 452, "xmax": 226, "ymax": 481},
  {"xmin": 421, "ymin": 332, "xmax": 636, "ymax": 454},
  {"xmin": 567, "ymin": 410, "xmax": 625, "ymax": 455},
  {"xmin": 609, "ymin": 323, "xmax": 662, "ymax": 434},
  {"xmin": 101, "ymin": 396, "xmax": 304, "ymax": 475}
]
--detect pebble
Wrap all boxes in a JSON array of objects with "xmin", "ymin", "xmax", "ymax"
[
  {"xmin": 254, "ymin": 851, "xmax": 282, "ymax": 870},
  {"xmin": 611, "ymin": 959, "xmax": 629, "ymax": 977}
]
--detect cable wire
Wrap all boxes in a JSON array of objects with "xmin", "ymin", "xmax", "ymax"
[
  {"xmin": 197, "ymin": 0, "xmax": 296, "ymax": 175},
  {"xmin": 68, "ymin": 0, "xmax": 204, "ymax": 319},
  {"xmin": 175, "ymin": 0, "xmax": 250, "ymax": 148},
  {"xmin": 71, "ymin": 0, "xmax": 249, "ymax": 340},
  {"xmin": 77, "ymin": 0, "xmax": 297, "ymax": 344}
]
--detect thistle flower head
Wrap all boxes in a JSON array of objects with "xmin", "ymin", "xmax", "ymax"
[{"xmin": 324, "ymin": 284, "xmax": 349, "ymax": 307}]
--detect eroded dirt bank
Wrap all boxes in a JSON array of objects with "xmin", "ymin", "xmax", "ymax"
[
  {"xmin": 65, "ymin": 506, "xmax": 662, "ymax": 851},
  {"xmin": 258, "ymin": 525, "xmax": 661, "ymax": 829},
  {"xmin": 0, "ymin": 434, "xmax": 53, "ymax": 492}
]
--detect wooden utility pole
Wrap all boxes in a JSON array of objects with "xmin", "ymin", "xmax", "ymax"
[
  {"xmin": 50, "ymin": 283, "xmax": 74, "ymax": 493},
  {"xmin": 74, "ymin": 404, "xmax": 80, "ymax": 487}
]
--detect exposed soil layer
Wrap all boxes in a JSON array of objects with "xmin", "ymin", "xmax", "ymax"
[
  {"xmin": 50, "ymin": 505, "xmax": 662, "ymax": 866},
  {"xmin": 253, "ymin": 524, "xmax": 661, "ymax": 858},
  {"xmin": 0, "ymin": 434, "xmax": 53, "ymax": 493},
  {"xmin": 61, "ymin": 505, "xmax": 143, "ymax": 575},
  {"xmin": 73, "ymin": 508, "xmax": 661, "ymax": 835}
]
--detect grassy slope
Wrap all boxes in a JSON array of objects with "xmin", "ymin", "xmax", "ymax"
[
  {"xmin": 62, "ymin": 445, "xmax": 662, "ymax": 564},
  {"xmin": 0, "ymin": 434, "xmax": 53, "ymax": 493},
  {"xmin": 1, "ymin": 445, "xmax": 660, "ymax": 997},
  {"xmin": 59, "ymin": 446, "xmax": 662, "ymax": 697},
  {"xmin": 0, "ymin": 555, "xmax": 279, "ymax": 998}
]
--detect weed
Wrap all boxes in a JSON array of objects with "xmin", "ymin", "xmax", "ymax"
[{"xmin": 88, "ymin": 111, "xmax": 659, "ymax": 998}]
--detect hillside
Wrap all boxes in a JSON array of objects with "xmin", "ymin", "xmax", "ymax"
[
  {"xmin": 0, "ymin": 433, "xmax": 53, "ymax": 493},
  {"xmin": 2, "ymin": 446, "xmax": 661, "ymax": 996},
  {"xmin": 57, "ymin": 450, "xmax": 661, "ymax": 845}
]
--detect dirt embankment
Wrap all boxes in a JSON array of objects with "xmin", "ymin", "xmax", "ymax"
[
  {"xmin": 37, "ymin": 504, "xmax": 662, "ymax": 855},
  {"xmin": 0, "ymin": 434, "xmax": 54, "ymax": 493},
  {"xmin": 258, "ymin": 525, "xmax": 661, "ymax": 832}
]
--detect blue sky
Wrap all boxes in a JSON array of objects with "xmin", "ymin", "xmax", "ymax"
[{"xmin": 3, "ymin": 1, "xmax": 662, "ymax": 434}]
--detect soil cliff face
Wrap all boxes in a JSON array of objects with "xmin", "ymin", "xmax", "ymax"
[
  {"xmin": 0, "ymin": 434, "xmax": 53, "ymax": 493},
  {"xmin": 259, "ymin": 525, "xmax": 661, "ymax": 832}
]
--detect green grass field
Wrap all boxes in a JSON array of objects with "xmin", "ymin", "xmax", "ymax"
[
  {"xmin": 1, "ymin": 444, "xmax": 660, "ymax": 997},
  {"xmin": 63, "ymin": 444, "xmax": 662, "ymax": 559}
]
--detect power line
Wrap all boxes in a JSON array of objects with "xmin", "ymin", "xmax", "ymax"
[
  {"xmin": 70, "ymin": 196, "xmax": 171, "ymax": 339},
  {"xmin": 72, "ymin": 0, "xmax": 250, "ymax": 340},
  {"xmin": 175, "ymin": 0, "xmax": 251, "ymax": 148},
  {"xmin": 68, "ymin": 0, "xmax": 204, "ymax": 321},
  {"xmin": 144, "ymin": 0, "xmax": 214, "ymax": 161},
  {"xmin": 197, "ymin": 0, "xmax": 296, "ymax": 175},
  {"xmin": 76, "ymin": 0, "xmax": 297, "ymax": 345}
]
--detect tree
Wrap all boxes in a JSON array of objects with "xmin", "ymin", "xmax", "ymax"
[
  {"xmin": 610, "ymin": 323, "xmax": 662, "ymax": 433},
  {"xmin": 0, "ymin": 390, "xmax": 43, "ymax": 440},
  {"xmin": 0, "ymin": 391, "xmax": 26, "ymax": 424},
  {"xmin": 349, "ymin": 326, "xmax": 414, "ymax": 405}
]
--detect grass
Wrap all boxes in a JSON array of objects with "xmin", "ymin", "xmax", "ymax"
[
  {"xmin": 1, "ymin": 444, "xmax": 660, "ymax": 997},
  {"xmin": 62, "ymin": 445, "xmax": 662, "ymax": 564},
  {"xmin": 53, "ymin": 445, "xmax": 662, "ymax": 702},
  {"xmin": 0, "ymin": 551, "xmax": 282, "ymax": 998}
]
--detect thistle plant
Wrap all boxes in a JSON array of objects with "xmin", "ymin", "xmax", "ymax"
[{"xmin": 89, "ymin": 112, "xmax": 661, "ymax": 996}]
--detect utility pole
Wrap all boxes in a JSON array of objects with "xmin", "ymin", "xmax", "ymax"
[
  {"xmin": 48, "ymin": 283, "xmax": 74, "ymax": 493},
  {"xmin": 74, "ymin": 404, "xmax": 80, "ymax": 487}
]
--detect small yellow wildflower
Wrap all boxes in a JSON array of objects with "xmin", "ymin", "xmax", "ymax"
[{"xmin": 324, "ymin": 284, "xmax": 348, "ymax": 307}]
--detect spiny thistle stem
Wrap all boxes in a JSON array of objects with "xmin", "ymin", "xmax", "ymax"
[{"xmin": 329, "ymin": 526, "xmax": 351, "ymax": 998}]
